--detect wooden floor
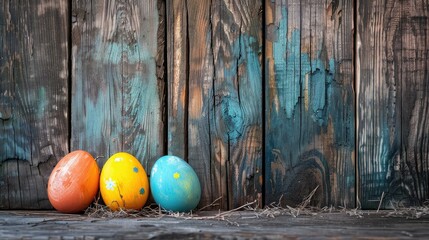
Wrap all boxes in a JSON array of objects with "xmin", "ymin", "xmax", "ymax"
[{"xmin": 1, "ymin": 210, "xmax": 429, "ymax": 239}]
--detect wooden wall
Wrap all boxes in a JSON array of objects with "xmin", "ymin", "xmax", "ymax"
[
  {"xmin": 0, "ymin": 0, "xmax": 69, "ymax": 209},
  {"xmin": 265, "ymin": 0, "xmax": 355, "ymax": 208},
  {"xmin": 0, "ymin": 0, "xmax": 428, "ymax": 210},
  {"xmin": 357, "ymin": 0, "xmax": 429, "ymax": 209},
  {"xmin": 166, "ymin": 0, "xmax": 263, "ymax": 209},
  {"xmin": 71, "ymin": 0, "xmax": 165, "ymax": 173}
]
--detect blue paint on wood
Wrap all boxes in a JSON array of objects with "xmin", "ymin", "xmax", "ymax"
[
  {"xmin": 36, "ymin": 87, "xmax": 47, "ymax": 119},
  {"xmin": 329, "ymin": 58, "xmax": 335, "ymax": 74},
  {"xmin": 310, "ymin": 69, "xmax": 325, "ymax": 120},
  {"xmin": 210, "ymin": 24, "xmax": 262, "ymax": 207},
  {"xmin": 72, "ymin": 34, "xmax": 121, "ymax": 160},
  {"xmin": 272, "ymin": 8, "xmax": 301, "ymax": 118},
  {"xmin": 271, "ymin": 9, "xmax": 340, "ymax": 126},
  {"xmin": 72, "ymin": 6, "xmax": 163, "ymax": 168},
  {"xmin": 229, "ymin": 33, "xmax": 263, "ymax": 206},
  {"xmin": 218, "ymin": 97, "xmax": 244, "ymax": 142},
  {"xmin": 92, "ymin": 40, "xmax": 122, "ymax": 64},
  {"xmin": 122, "ymin": 40, "xmax": 161, "ymax": 167},
  {"xmin": 216, "ymin": 34, "xmax": 261, "ymax": 144},
  {"xmin": 306, "ymin": 54, "xmax": 336, "ymax": 126},
  {"xmin": 266, "ymin": 3, "xmax": 356, "ymax": 207},
  {"xmin": 238, "ymin": 35, "xmax": 262, "ymax": 124}
]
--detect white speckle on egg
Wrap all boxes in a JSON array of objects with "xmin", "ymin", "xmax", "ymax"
[
  {"xmin": 152, "ymin": 165, "xmax": 158, "ymax": 174},
  {"xmin": 167, "ymin": 156, "xmax": 177, "ymax": 163}
]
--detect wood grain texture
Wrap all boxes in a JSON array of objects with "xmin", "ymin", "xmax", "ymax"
[
  {"xmin": 0, "ymin": 0, "xmax": 69, "ymax": 209},
  {"xmin": 357, "ymin": 0, "xmax": 429, "ymax": 209},
  {"xmin": 4, "ymin": 211, "xmax": 429, "ymax": 239},
  {"xmin": 167, "ymin": 0, "xmax": 188, "ymax": 159},
  {"xmin": 265, "ymin": 0, "xmax": 355, "ymax": 207},
  {"xmin": 167, "ymin": 0, "xmax": 263, "ymax": 209},
  {"xmin": 3, "ymin": 0, "xmax": 429, "ymax": 211},
  {"xmin": 71, "ymin": 0, "xmax": 165, "ymax": 170}
]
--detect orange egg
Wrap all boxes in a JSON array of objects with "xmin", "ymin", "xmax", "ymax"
[{"xmin": 47, "ymin": 150, "xmax": 100, "ymax": 213}]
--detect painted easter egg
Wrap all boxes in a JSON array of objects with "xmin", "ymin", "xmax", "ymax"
[
  {"xmin": 100, "ymin": 152, "xmax": 149, "ymax": 211},
  {"xmin": 47, "ymin": 150, "xmax": 100, "ymax": 213},
  {"xmin": 150, "ymin": 155, "xmax": 201, "ymax": 212}
]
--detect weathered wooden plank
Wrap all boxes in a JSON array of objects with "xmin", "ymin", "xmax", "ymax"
[
  {"xmin": 210, "ymin": 0, "xmax": 263, "ymax": 209},
  {"xmin": 3, "ymin": 211, "xmax": 429, "ymax": 239},
  {"xmin": 0, "ymin": 0, "xmax": 69, "ymax": 209},
  {"xmin": 71, "ymin": 0, "xmax": 165, "ymax": 170},
  {"xmin": 168, "ymin": 0, "xmax": 263, "ymax": 209},
  {"xmin": 167, "ymin": 0, "xmax": 188, "ymax": 159},
  {"xmin": 357, "ymin": 0, "xmax": 429, "ymax": 209},
  {"xmin": 184, "ymin": 0, "xmax": 216, "ymax": 208},
  {"xmin": 265, "ymin": 0, "xmax": 355, "ymax": 207}
]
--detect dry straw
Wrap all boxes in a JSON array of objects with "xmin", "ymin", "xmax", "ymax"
[
  {"xmin": 85, "ymin": 186, "xmax": 322, "ymax": 221},
  {"xmin": 384, "ymin": 200, "xmax": 429, "ymax": 219},
  {"xmin": 84, "ymin": 187, "xmax": 429, "ymax": 222}
]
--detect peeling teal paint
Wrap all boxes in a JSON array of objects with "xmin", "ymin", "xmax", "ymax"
[
  {"xmin": 306, "ymin": 53, "xmax": 335, "ymax": 126},
  {"xmin": 71, "ymin": 35, "xmax": 121, "ymax": 162},
  {"xmin": 216, "ymin": 34, "xmax": 261, "ymax": 143},
  {"xmin": 239, "ymin": 35, "xmax": 262, "ymax": 123},
  {"xmin": 273, "ymin": 8, "xmax": 301, "ymax": 118},
  {"xmin": 266, "ymin": 5, "xmax": 355, "ymax": 206},
  {"xmin": 91, "ymin": 35, "xmax": 122, "ymax": 65},
  {"xmin": 224, "ymin": 32, "xmax": 262, "ymax": 205},
  {"xmin": 123, "ymin": 40, "xmax": 161, "ymax": 167},
  {"xmin": 72, "ymin": 12, "xmax": 162, "ymax": 169},
  {"xmin": 37, "ymin": 87, "xmax": 47, "ymax": 119},
  {"xmin": 329, "ymin": 58, "xmax": 335, "ymax": 75},
  {"xmin": 272, "ymin": 8, "xmax": 338, "ymax": 125},
  {"xmin": 219, "ymin": 98, "xmax": 244, "ymax": 141}
]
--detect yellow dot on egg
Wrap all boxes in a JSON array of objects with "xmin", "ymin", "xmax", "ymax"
[{"xmin": 173, "ymin": 172, "xmax": 180, "ymax": 179}]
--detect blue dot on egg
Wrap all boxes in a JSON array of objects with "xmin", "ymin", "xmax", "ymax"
[
  {"xmin": 133, "ymin": 167, "xmax": 138, "ymax": 173},
  {"xmin": 139, "ymin": 188, "xmax": 145, "ymax": 195}
]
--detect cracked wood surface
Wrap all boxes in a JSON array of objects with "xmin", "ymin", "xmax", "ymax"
[
  {"xmin": 1, "ymin": 211, "xmax": 429, "ymax": 239},
  {"xmin": 1, "ymin": 0, "xmax": 429, "ymax": 211},
  {"xmin": 167, "ymin": 0, "xmax": 263, "ymax": 209},
  {"xmin": 357, "ymin": 0, "xmax": 429, "ymax": 209},
  {"xmin": 71, "ymin": 0, "xmax": 165, "ymax": 170},
  {"xmin": 265, "ymin": 0, "xmax": 355, "ymax": 207},
  {"xmin": 0, "ymin": 0, "xmax": 69, "ymax": 209}
]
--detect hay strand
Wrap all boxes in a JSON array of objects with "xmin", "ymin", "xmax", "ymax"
[
  {"xmin": 384, "ymin": 200, "xmax": 429, "ymax": 219},
  {"xmin": 84, "ymin": 188, "xmax": 429, "ymax": 221},
  {"xmin": 377, "ymin": 192, "xmax": 385, "ymax": 213}
]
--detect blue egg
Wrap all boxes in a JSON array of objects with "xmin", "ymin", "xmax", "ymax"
[{"xmin": 150, "ymin": 155, "xmax": 201, "ymax": 212}]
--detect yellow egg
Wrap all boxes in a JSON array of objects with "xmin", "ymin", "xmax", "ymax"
[{"xmin": 100, "ymin": 152, "xmax": 149, "ymax": 211}]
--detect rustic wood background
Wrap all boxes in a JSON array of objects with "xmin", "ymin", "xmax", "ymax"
[
  {"xmin": 265, "ymin": 0, "xmax": 355, "ymax": 208},
  {"xmin": 0, "ymin": 0, "xmax": 428, "ymax": 210},
  {"xmin": 357, "ymin": 0, "xmax": 429, "ymax": 209},
  {"xmin": 0, "ymin": 0, "xmax": 69, "ymax": 209}
]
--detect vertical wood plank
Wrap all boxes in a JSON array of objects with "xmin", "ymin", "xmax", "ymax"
[
  {"xmin": 186, "ymin": 0, "xmax": 215, "ymax": 208},
  {"xmin": 211, "ymin": 0, "xmax": 263, "ymax": 209},
  {"xmin": 168, "ymin": 0, "xmax": 263, "ymax": 209},
  {"xmin": 0, "ymin": 0, "xmax": 69, "ymax": 209},
  {"xmin": 71, "ymin": 0, "xmax": 165, "ymax": 170},
  {"xmin": 265, "ymin": 0, "xmax": 355, "ymax": 207},
  {"xmin": 167, "ymin": 0, "xmax": 188, "ymax": 159},
  {"xmin": 357, "ymin": 0, "xmax": 429, "ymax": 209}
]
